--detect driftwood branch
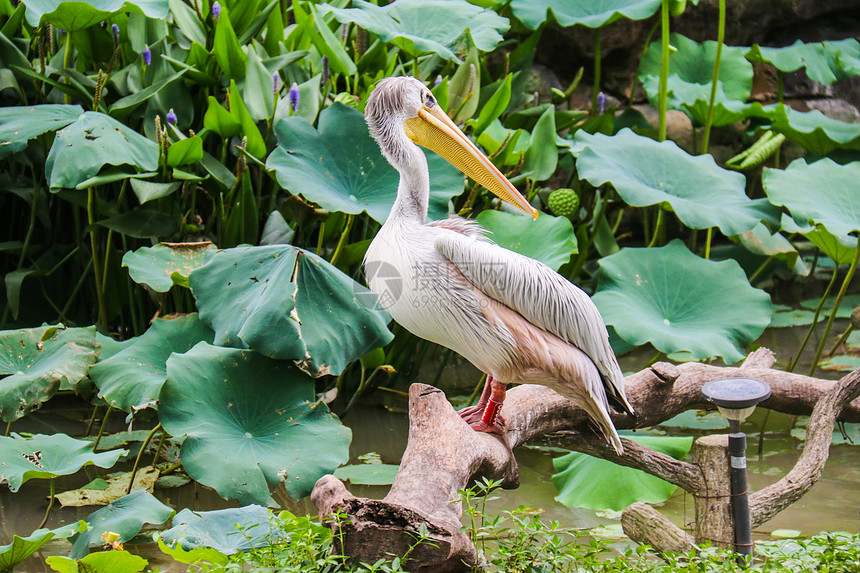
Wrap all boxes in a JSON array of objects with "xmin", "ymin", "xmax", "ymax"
[{"xmin": 313, "ymin": 352, "xmax": 860, "ymax": 570}]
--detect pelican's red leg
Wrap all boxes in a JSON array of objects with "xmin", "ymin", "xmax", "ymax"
[{"xmin": 461, "ymin": 375, "xmax": 505, "ymax": 434}]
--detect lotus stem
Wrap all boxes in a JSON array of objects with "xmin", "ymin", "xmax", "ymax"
[
  {"xmin": 329, "ymin": 214, "xmax": 355, "ymax": 267},
  {"xmin": 701, "ymin": 0, "xmax": 726, "ymax": 154},
  {"xmin": 466, "ymin": 372, "xmax": 487, "ymax": 408},
  {"xmin": 4, "ymin": 421, "xmax": 10, "ymax": 437},
  {"xmin": 704, "ymin": 227, "xmax": 713, "ymax": 260},
  {"xmin": 38, "ymin": 478, "xmax": 55, "ymax": 529},
  {"xmin": 127, "ymin": 423, "xmax": 162, "ymax": 495},
  {"xmin": 85, "ymin": 404, "xmax": 100, "ymax": 435},
  {"xmin": 657, "ymin": 0, "xmax": 670, "ymax": 142},
  {"xmin": 748, "ymin": 255, "xmax": 775, "ymax": 284},
  {"xmin": 591, "ymin": 29, "xmax": 601, "ymax": 114},
  {"xmin": 647, "ymin": 208, "xmax": 665, "ymax": 248},
  {"xmin": 92, "ymin": 403, "xmax": 113, "ymax": 451},
  {"xmin": 788, "ymin": 265, "xmax": 838, "ymax": 372},
  {"xmin": 808, "ymin": 240, "xmax": 860, "ymax": 376},
  {"xmin": 60, "ymin": 259, "xmax": 93, "ymax": 321},
  {"xmin": 88, "ymin": 188, "xmax": 107, "ymax": 327},
  {"xmin": 151, "ymin": 427, "xmax": 168, "ymax": 467},
  {"xmin": 100, "ymin": 180, "xmax": 128, "ymax": 299},
  {"xmin": 317, "ymin": 219, "xmax": 326, "ymax": 256},
  {"xmin": 827, "ymin": 325, "xmax": 854, "ymax": 358},
  {"xmin": 63, "ymin": 31, "xmax": 73, "ymax": 104}
]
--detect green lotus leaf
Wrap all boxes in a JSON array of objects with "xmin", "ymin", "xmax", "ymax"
[
  {"xmin": 804, "ymin": 225, "xmax": 858, "ymax": 263},
  {"xmin": 0, "ymin": 521, "xmax": 86, "ymax": 571},
  {"xmin": 799, "ymin": 294, "xmax": 860, "ymax": 319},
  {"xmin": 639, "ymin": 33, "xmax": 753, "ymax": 125},
  {"xmin": 267, "ymin": 103, "xmax": 463, "ymax": 224},
  {"xmin": 156, "ymin": 539, "xmax": 228, "ymax": 566},
  {"xmin": 770, "ymin": 305, "xmax": 821, "ymax": 328},
  {"xmin": 0, "ymin": 104, "xmax": 82, "ymax": 158},
  {"xmin": 89, "ymin": 314, "xmax": 214, "ymax": 412},
  {"xmin": 763, "ymin": 159, "xmax": 860, "ymax": 246},
  {"xmin": 737, "ymin": 223, "xmax": 805, "ymax": 275},
  {"xmin": 746, "ymin": 39, "xmax": 860, "ymax": 84},
  {"xmin": 160, "ymin": 506, "xmax": 286, "ymax": 554},
  {"xmin": 771, "ymin": 107, "xmax": 860, "ymax": 155},
  {"xmin": 333, "ymin": 463, "xmax": 399, "ymax": 486},
  {"xmin": 22, "ymin": 0, "xmax": 169, "ymax": 30},
  {"xmin": 572, "ymin": 129, "xmax": 777, "ymax": 235},
  {"xmin": 189, "ymin": 244, "xmax": 392, "ymax": 377},
  {"xmin": 593, "ymin": 240, "xmax": 773, "ymax": 362},
  {"xmin": 0, "ymin": 433, "xmax": 125, "ymax": 491},
  {"xmin": 47, "ymin": 550, "xmax": 148, "ymax": 573},
  {"xmin": 476, "ymin": 210, "xmax": 577, "ymax": 270},
  {"xmin": 322, "ymin": 0, "xmax": 508, "ymax": 62},
  {"xmin": 69, "ymin": 489, "xmax": 174, "ymax": 559},
  {"xmin": 553, "ymin": 434, "xmax": 693, "ymax": 511},
  {"xmin": 0, "ymin": 324, "xmax": 97, "ymax": 422},
  {"xmin": 509, "ymin": 0, "xmax": 660, "ymax": 30},
  {"xmin": 160, "ymin": 343, "xmax": 351, "ymax": 504},
  {"xmin": 45, "ymin": 111, "xmax": 158, "ymax": 190},
  {"xmin": 122, "ymin": 242, "xmax": 216, "ymax": 292}
]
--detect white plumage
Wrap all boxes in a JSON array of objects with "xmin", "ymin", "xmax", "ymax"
[{"xmin": 364, "ymin": 77, "xmax": 633, "ymax": 454}]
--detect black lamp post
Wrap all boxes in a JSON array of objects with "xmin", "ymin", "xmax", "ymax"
[{"xmin": 701, "ymin": 377, "xmax": 772, "ymax": 563}]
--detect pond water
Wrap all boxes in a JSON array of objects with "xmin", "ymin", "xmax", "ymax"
[{"xmin": 1, "ymin": 323, "xmax": 858, "ymax": 571}]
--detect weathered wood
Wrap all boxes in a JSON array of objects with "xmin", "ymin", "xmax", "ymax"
[
  {"xmin": 621, "ymin": 502, "xmax": 694, "ymax": 552},
  {"xmin": 690, "ymin": 434, "xmax": 733, "ymax": 548},
  {"xmin": 749, "ymin": 367, "xmax": 860, "ymax": 527},
  {"xmin": 312, "ymin": 356, "xmax": 860, "ymax": 571}
]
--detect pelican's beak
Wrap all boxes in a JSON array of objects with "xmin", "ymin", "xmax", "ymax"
[{"xmin": 404, "ymin": 105, "xmax": 538, "ymax": 219}]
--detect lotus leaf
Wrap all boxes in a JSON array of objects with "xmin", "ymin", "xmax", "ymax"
[
  {"xmin": 553, "ymin": 435, "xmax": 693, "ymax": 511},
  {"xmin": 639, "ymin": 33, "xmax": 753, "ymax": 125},
  {"xmin": 0, "ymin": 521, "xmax": 86, "ymax": 571},
  {"xmin": 159, "ymin": 343, "xmax": 351, "ymax": 504},
  {"xmin": 820, "ymin": 355, "xmax": 860, "ymax": 372},
  {"xmin": 160, "ymin": 506, "xmax": 286, "ymax": 554},
  {"xmin": 189, "ymin": 244, "xmax": 392, "ymax": 377},
  {"xmin": 47, "ymin": 550, "xmax": 148, "ymax": 573},
  {"xmin": 0, "ymin": 324, "xmax": 97, "ymax": 422},
  {"xmin": 334, "ymin": 463, "xmax": 399, "ymax": 486},
  {"xmin": 0, "ymin": 433, "xmax": 125, "ymax": 491},
  {"xmin": 746, "ymin": 39, "xmax": 860, "ymax": 84},
  {"xmin": 509, "ymin": 0, "xmax": 661, "ymax": 30},
  {"xmin": 763, "ymin": 159, "xmax": 860, "ymax": 246},
  {"xmin": 156, "ymin": 539, "xmax": 228, "ymax": 566},
  {"xmin": 69, "ymin": 489, "xmax": 174, "ymax": 559},
  {"xmin": 23, "ymin": 0, "xmax": 169, "ymax": 30},
  {"xmin": 322, "ymin": 0, "xmax": 508, "ymax": 62},
  {"xmin": 572, "ymin": 129, "xmax": 777, "ymax": 235},
  {"xmin": 44, "ymin": 111, "xmax": 158, "ymax": 190},
  {"xmin": 122, "ymin": 242, "xmax": 215, "ymax": 292},
  {"xmin": 89, "ymin": 314, "xmax": 214, "ymax": 412},
  {"xmin": 593, "ymin": 240, "xmax": 773, "ymax": 362},
  {"xmin": 737, "ymin": 222, "xmax": 805, "ymax": 275},
  {"xmin": 770, "ymin": 305, "xmax": 821, "ymax": 328},
  {"xmin": 476, "ymin": 210, "xmax": 577, "ymax": 270},
  {"xmin": 771, "ymin": 107, "xmax": 860, "ymax": 155},
  {"xmin": 803, "ymin": 226, "xmax": 858, "ymax": 264},
  {"xmin": 799, "ymin": 294, "xmax": 860, "ymax": 319},
  {"xmin": 56, "ymin": 467, "xmax": 159, "ymax": 507},
  {"xmin": 0, "ymin": 104, "xmax": 82, "ymax": 158},
  {"xmin": 267, "ymin": 103, "xmax": 463, "ymax": 224}
]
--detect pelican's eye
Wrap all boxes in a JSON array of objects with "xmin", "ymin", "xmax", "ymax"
[{"xmin": 423, "ymin": 92, "xmax": 436, "ymax": 109}]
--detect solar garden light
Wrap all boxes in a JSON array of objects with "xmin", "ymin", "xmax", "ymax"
[{"xmin": 701, "ymin": 377, "xmax": 772, "ymax": 563}]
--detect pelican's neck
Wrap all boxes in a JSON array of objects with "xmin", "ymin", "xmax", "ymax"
[{"xmin": 386, "ymin": 141, "xmax": 429, "ymax": 226}]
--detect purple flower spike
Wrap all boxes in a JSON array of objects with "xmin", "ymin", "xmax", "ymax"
[
  {"xmin": 596, "ymin": 92, "xmax": 606, "ymax": 115},
  {"xmin": 111, "ymin": 23, "xmax": 120, "ymax": 46},
  {"xmin": 166, "ymin": 108, "xmax": 177, "ymax": 125},
  {"xmin": 272, "ymin": 72, "xmax": 280, "ymax": 95},
  {"xmin": 320, "ymin": 55, "xmax": 329, "ymax": 87},
  {"xmin": 212, "ymin": 1, "xmax": 221, "ymax": 21},
  {"xmin": 433, "ymin": 75, "xmax": 442, "ymax": 87},
  {"xmin": 289, "ymin": 83, "xmax": 300, "ymax": 113},
  {"xmin": 142, "ymin": 45, "xmax": 151, "ymax": 66}
]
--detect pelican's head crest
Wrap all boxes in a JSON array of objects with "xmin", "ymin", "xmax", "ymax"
[{"xmin": 365, "ymin": 77, "xmax": 434, "ymax": 157}]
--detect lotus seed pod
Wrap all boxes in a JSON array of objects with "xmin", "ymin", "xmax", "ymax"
[{"xmin": 547, "ymin": 188, "xmax": 580, "ymax": 218}]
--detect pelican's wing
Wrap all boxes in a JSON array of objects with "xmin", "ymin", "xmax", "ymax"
[{"xmin": 434, "ymin": 231, "xmax": 633, "ymax": 414}]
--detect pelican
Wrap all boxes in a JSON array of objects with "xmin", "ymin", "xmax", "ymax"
[{"xmin": 363, "ymin": 77, "xmax": 634, "ymax": 454}]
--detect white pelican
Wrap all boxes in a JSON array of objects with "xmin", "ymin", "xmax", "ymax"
[{"xmin": 363, "ymin": 77, "xmax": 634, "ymax": 454}]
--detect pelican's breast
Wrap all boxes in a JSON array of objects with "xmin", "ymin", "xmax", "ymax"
[{"xmin": 365, "ymin": 221, "xmax": 515, "ymax": 374}]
